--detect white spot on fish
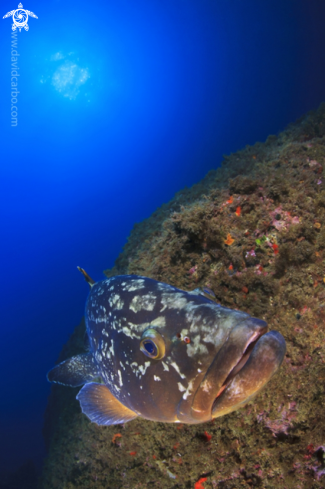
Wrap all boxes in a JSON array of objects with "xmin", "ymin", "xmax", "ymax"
[
  {"xmin": 109, "ymin": 340, "xmax": 115, "ymax": 357},
  {"xmin": 150, "ymin": 316, "xmax": 166, "ymax": 328},
  {"xmin": 186, "ymin": 335, "xmax": 208, "ymax": 357},
  {"xmin": 162, "ymin": 361, "xmax": 169, "ymax": 371},
  {"xmin": 182, "ymin": 379, "xmax": 194, "ymax": 400},
  {"xmin": 225, "ymin": 378, "xmax": 244, "ymax": 400},
  {"xmin": 129, "ymin": 293, "xmax": 156, "ymax": 313},
  {"xmin": 138, "ymin": 361, "xmax": 151, "ymax": 376},
  {"xmin": 127, "ymin": 321, "xmax": 151, "ymax": 333},
  {"xmin": 160, "ymin": 292, "xmax": 188, "ymax": 312},
  {"xmin": 154, "ymin": 375, "xmax": 161, "ymax": 381},
  {"xmin": 122, "ymin": 279, "xmax": 145, "ymax": 292},
  {"xmin": 202, "ymin": 379, "xmax": 212, "ymax": 393},
  {"xmin": 157, "ymin": 282, "xmax": 172, "ymax": 292},
  {"xmin": 171, "ymin": 361, "xmax": 186, "ymax": 379},
  {"xmin": 178, "ymin": 382, "xmax": 186, "ymax": 392},
  {"xmin": 109, "ymin": 294, "xmax": 124, "ymax": 310},
  {"xmin": 121, "ymin": 326, "xmax": 141, "ymax": 339},
  {"xmin": 130, "ymin": 361, "xmax": 141, "ymax": 376},
  {"xmin": 95, "ymin": 351, "xmax": 102, "ymax": 362},
  {"xmin": 118, "ymin": 370, "xmax": 123, "ymax": 386}
]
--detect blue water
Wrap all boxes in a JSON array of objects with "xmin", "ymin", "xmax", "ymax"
[{"xmin": 1, "ymin": 0, "xmax": 325, "ymax": 477}]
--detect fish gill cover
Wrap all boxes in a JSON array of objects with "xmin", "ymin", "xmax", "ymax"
[{"xmin": 42, "ymin": 104, "xmax": 325, "ymax": 489}]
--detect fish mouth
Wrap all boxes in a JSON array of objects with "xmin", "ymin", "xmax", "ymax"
[
  {"xmin": 213, "ymin": 331, "xmax": 261, "ymax": 401},
  {"xmin": 190, "ymin": 318, "xmax": 286, "ymax": 422},
  {"xmin": 211, "ymin": 329, "xmax": 286, "ymax": 418}
]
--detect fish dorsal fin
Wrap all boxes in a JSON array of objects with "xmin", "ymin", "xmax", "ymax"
[
  {"xmin": 77, "ymin": 383, "xmax": 138, "ymax": 425},
  {"xmin": 77, "ymin": 266, "xmax": 96, "ymax": 287},
  {"xmin": 190, "ymin": 286, "xmax": 217, "ymax": 303},
  {"xmin": 47, "ymin": 353, "xmax": 100, "ymax": 387}
]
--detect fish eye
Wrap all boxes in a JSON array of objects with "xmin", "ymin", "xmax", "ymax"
[
  {"xmin": 142, "ymin": 339, "xmax": 157, "ymax": 357},
  {"xmin": 140, "ymin": 328, "xmax": 165, "ymax": 360}
]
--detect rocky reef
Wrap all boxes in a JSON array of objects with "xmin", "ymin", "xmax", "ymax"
[{"xmin": 42, "ymin": 104, "xmax": 325, "ymax": 488}]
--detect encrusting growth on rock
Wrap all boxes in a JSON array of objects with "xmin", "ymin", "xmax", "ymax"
[{"xmin": 43, "ymin": 104, "xmax": 325, "ymax": 488}]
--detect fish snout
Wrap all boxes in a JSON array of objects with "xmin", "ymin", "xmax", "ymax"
[
  {"xmin": 211, "ymin": 330, "xmax": 286, "ymax": 418},
  {"xmin": 189, "ymin": 317, "xmax": 268, "ymax": 422}
]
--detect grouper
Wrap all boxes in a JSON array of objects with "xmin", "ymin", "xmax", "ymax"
[{"xmin": 47, "ymin": 269, "xmax": 286, "ymax": 425}]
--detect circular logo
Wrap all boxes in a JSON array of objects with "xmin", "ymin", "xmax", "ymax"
[{"xmin": 13, "ymin": 9, "xmax": 28, "ymax": 27}]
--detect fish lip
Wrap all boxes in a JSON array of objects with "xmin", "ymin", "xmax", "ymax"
[
  {"xmin": 212, "ymin": 330, "xmax": 264, "ymax": 402},
  {"xmin": 211, "ymin": 330, "xmax": 286, "ymax": 418},
  {"xmin": 190, "ymin": 318, "xmax": 268, "ymax": 422}
]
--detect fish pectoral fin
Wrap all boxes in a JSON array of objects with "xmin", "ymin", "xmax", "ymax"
[
  {"xmin": 76, "ymin": 382, "xmax": 138, "ymax": 425},
  {"xmin": 47, "ymin": 353, "xmax": 100, "ymax": 387}
]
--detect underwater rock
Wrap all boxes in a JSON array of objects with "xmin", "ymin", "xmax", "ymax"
[{"xmin": 43, "ymin": 103, "xmax": 325, "ymax": 488}]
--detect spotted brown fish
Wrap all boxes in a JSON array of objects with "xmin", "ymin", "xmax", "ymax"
[{"xmin": 47, "ymin": 269, "xmax": 286, "ymax": 425}]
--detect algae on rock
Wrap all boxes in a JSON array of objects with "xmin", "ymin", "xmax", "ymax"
[{"xmin": 43, "ymin": 104, "xmax": 325, "ymax": 489}]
